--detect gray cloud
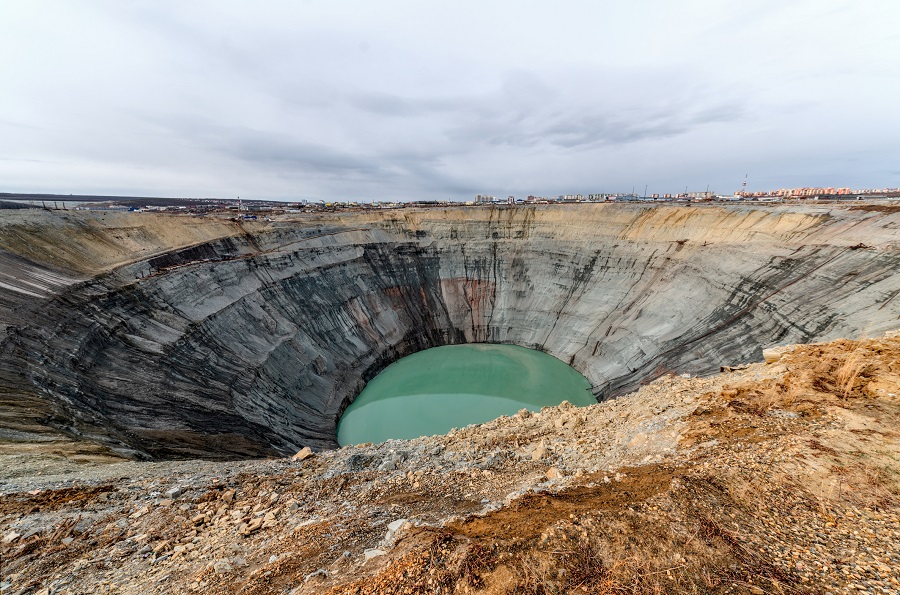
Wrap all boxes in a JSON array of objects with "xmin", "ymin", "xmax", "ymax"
[
  {"xmin": 445, "ymin": 94, "xmax": 746, "ymax": 151},
  {"xmin": 0, "ymin": 0, "xmax": 898, "ymax": 199},
  {"xmin": 232, "ymin": 135, "xmax": 377, "ymax": 176},
  {"xmin": 345, "ymin": 93, "xmax": 474, "ymax": 118}
]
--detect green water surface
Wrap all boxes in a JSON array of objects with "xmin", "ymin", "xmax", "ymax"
[{"xmin": 336, "ymin": 344, "xmax": 595, "ymax": 445}]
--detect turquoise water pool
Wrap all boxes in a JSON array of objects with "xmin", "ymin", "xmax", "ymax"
[{"xmin": 337, "ymin": 344, "xmax": 595, "ymax": 445}]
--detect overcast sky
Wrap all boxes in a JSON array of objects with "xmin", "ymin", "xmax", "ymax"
[{"xmin": 1, "ymin": 1, "xmax": 899, "ymax": 201}]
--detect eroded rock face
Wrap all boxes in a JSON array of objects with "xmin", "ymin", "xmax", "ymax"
[{"xmin": 0, "ymin": 204, "xmax": 897, "ymax": 458}]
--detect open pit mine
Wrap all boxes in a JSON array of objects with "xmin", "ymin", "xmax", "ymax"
[
  {"xmin": 0, "ymin": 203, "xmax": 897, "ymax": 459},
  {"xmin": 0, "ymin": 203, "xmax": 898, "ymax": 594}
]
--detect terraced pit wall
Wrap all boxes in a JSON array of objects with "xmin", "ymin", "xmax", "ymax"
[{"xmin": 0, "ymin": 204, "xmax": 897, "ymax": 459}]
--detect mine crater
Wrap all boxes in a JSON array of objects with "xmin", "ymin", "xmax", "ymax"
[{"xmin": 0, "ymin": 203, "xmax": 897, "ymax": 459}]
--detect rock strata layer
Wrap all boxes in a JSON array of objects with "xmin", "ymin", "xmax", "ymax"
[{"xmin": 0, "ymin": 204, "xmax": 897, "ymax": 458}]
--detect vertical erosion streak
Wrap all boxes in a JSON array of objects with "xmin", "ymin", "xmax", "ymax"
[
  {"xmin": 598, "ymin": 245, "xmax": 860, "ymax": 397},
  {"xmin": 657, "ymin": 247, "xmax": 845, "ymax": 357},
  {"xmin": 542, "ymin": 252, "xmax": 601, "ymax": 346}
]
